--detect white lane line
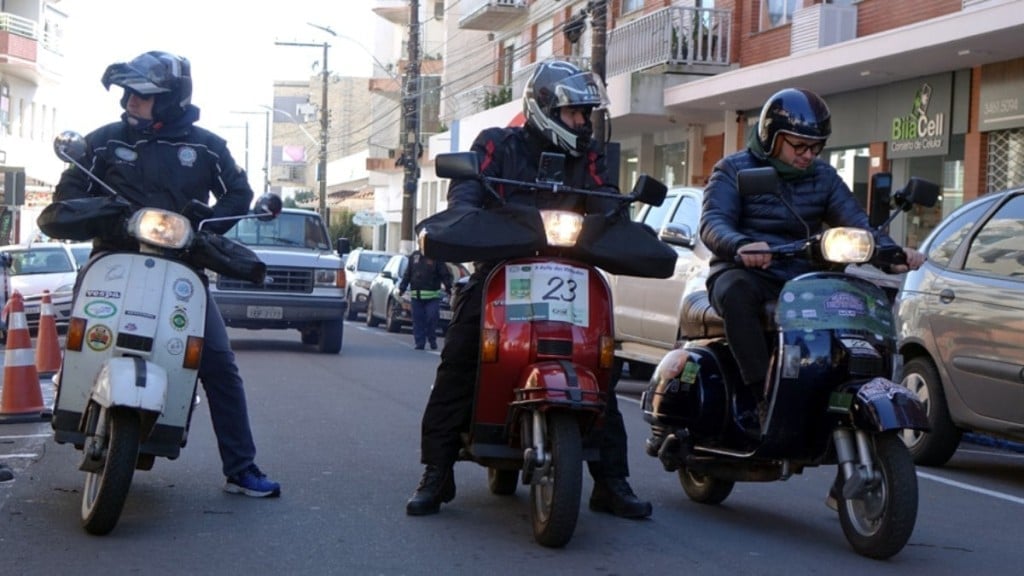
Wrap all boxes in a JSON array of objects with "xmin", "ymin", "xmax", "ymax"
[
  {"xmin": 0, "ymin": 434, "xmax": 51, "ymax": 440},
  {"xmin": 917, "ymin": 471, "xmax": 1024, "ymax": 505},
  {"xmin": 0, "ymin": 454, "xmax": 40, "ymax": 460}
]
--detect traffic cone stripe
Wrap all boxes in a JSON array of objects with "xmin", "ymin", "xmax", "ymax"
[{"xmin": 5, "ymin": 348, "xmax": 37, "ymax": 368}]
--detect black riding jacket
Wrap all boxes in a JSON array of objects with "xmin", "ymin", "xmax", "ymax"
[{"xmin": 54, "ymin": 105, "xmax": 253, "ymax": 236}]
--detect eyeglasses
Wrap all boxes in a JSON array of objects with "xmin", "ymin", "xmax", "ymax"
[{"xmin": 782, "ymin": 136, "xmax": 826, "ymax": 156}]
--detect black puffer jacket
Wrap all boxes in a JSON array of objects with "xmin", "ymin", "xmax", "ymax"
[
  {"xmin": 700, "ymin": 148, "xmax": 893, "ymax": 284},
  {"xmin": 54, "ymin": 105, "xmax": 253, "ymax": 236}
]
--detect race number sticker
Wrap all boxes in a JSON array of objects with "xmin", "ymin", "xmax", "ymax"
[{"xmin": 505, "ymin": 262, "xmax": 589, "ymax": 327}]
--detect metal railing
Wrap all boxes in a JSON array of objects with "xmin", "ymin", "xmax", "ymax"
[{"xmin": 607, "ymin": 5, "xmax": 731, "ymax": 77}]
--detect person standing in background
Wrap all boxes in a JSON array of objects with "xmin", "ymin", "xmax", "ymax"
[{"xmin": 399, "ymin": 250, "xmax": 453, "ymax": 350}]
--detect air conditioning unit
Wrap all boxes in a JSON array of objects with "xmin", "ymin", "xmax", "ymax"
[
  {"xmin": 296, "ymin": 103, "xmax": 317, "ymax": 123},
  {"xmin": 791, "ymin": 4, "xmax": 857, "ymax": 53}
]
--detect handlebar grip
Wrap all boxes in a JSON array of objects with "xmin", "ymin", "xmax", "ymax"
[{"xmin": 873, "ymin": 244, "xmax": 907, "ymax": 267}]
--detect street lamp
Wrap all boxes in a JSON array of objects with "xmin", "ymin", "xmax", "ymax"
[
  {"xmin": 230, "ymin": 110, "xmax": 271, "ymax": 194},
  {"xmin": 276, "ymin": 27, "xmax": 334, "ymax": 219}
]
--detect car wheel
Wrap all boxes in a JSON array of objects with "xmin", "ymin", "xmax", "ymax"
[
  {"xmin": 317, "ymin": 319, "xmax": 343, "ymax": 354},
  {"xmin": 345, "ymin": 291, "xmax": 358, "ymax": 321},
  {"xmin": 366, "ymin": 298, "xmax": 381, "ymax": 328},
  {"xmin": 300, "ymin": 329, "xmax": 317, "ymax": 345},
  {"xmin": 900, "ymin": 356, "xmax": 962, "ymax": 467},
  {"xmin": 385, "ymin": 298, "xmax": 403, "ymax": 333}
]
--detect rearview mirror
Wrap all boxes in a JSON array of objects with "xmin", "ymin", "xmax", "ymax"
[
  {"xmin": 630, "ymin": 175, "xmax": 667, "ymax": 207},
  {"xmin": 435, "ymin": 152, "xmax": 480, "ymax": 179},
  {"xmin": 737, "ymin": 167, "xmax": 779, "ymax": 197},
  {"xmin": 54, "ymin": 131, "xmax": 89, "ymax": 163},
  {"xmin": 893, "ymin": 177, "xmax": 940, "ymax": 211},
  {"xmin": 254, "ymin": 193, "xmax": 283, "ymax": 222}
]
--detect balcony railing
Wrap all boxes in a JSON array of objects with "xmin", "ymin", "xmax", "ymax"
[
  {"xmin": 459, "ymin": 0, "xmax": 527, "ymax": 31},
  {"xmin": 447, "ymin": 84, "xmax": 507, "ymax": 121},
  {"xmin": 607, "ymin": 5, "xmax": 731, "ymax": 77}
]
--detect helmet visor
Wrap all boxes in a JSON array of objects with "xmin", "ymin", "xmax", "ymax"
[
  {"xmin": 101, "ymin": 52, "xmax": 181, "ymax": 95},
  {"xmin": 552, "ymin": 72, "xmax": 610, "ymax": 111}
]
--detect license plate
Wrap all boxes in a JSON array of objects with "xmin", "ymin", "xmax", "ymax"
[
  {"xmin": 246, "ymin": 305, "xmax": 283, "ymax": 320},
  {"xmin": 440, "ymin": 309, "xmax": 452, "ymax": 320}
]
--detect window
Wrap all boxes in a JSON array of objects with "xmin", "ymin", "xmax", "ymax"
[
  {"xmin": 760, "ymin": 0, "xmax": 797, "ymax": 31},
  {"xmin": 924, "ymin": 198, "xmax": 992, "ymax": 269},
  {"xmin": 0, "ymin": 82, "xmax": 9, "ymax": 135},
  {"xmin": 963, "ymin": 195, "xmax": 1024, "ymax": 278},
  {"xmin": 622, "ymin": 0, "xmax": 643, "ymax": 16}
]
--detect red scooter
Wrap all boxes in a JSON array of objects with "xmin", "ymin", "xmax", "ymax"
[{"xmin": 419, "ymin": 151, "xmax": 674, "ymax": 547}]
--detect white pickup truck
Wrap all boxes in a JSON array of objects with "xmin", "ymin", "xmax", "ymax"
[
  {"xmin": 604, "ymin": 186, "xmax": 710, "ymax": 379},
  {"xmin": 209, "ymin": 208, "xmax": 349, "ymax": 354}
]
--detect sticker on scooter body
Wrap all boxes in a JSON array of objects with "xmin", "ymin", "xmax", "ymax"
[{"xmin": 504, "ymin": 262, "xmax": 590, "ymax": 327}]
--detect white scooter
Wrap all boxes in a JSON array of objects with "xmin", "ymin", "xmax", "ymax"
[{"xmin": 42, "ymin": 131, "xmax": 281, "ymax": 535}]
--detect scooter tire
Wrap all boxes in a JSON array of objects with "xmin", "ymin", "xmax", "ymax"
[
  {"xmin": 81, "ymin": 406, "xmax": 141, "ymax": 536},
  {"xmin": 530, "ymin": 412, "xmax": 582, "ymax": 548},
  {"xmin": 678, "ymin": 467, "xmax": 734, "ymax": 505},
  {"xmin": 837, "ymin": 431, "xmax": 918, "ymax": 560}
]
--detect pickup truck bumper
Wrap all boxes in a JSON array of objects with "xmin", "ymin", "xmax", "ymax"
[{"xmin": 213, "ymin": 292, "xmax": 346, "ymax": 330}]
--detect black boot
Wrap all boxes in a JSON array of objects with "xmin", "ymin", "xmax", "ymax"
[
  {"xmin": 589, "ymin": 477, "xmax": 652, "ymax": 519},
  {"xmin": 406, "ymin": 465, "xmax": 456, "ymax": 516}
]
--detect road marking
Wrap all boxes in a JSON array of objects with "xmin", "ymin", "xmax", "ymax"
[
  {"xmin": 0, "ymin": 454, "xmax": 40, "ymax": 460},
  {"xmin": 918, "ymin": 471, "xmax": 1024, "ymax": 505},
  {"xmin": 0, "ymin": 434, "xmax": 51, "ymax": 440}
]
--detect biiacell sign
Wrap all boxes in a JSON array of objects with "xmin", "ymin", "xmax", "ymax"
[{"xmin": 881, "ymin": 74, "xmax": 952, "ymax": 159}]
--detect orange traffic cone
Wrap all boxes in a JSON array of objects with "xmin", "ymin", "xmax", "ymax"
[
  {"xmin": 35, "ymin": 290, "xmax": 62, "ymax": 376},
  {"xmin": 0, "ymin": 291, "xmax": 50, "ymax": 423}
]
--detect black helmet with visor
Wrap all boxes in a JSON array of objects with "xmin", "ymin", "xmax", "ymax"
[
  {"xmin": 102, "ymin": 51, "xmax": 193, "ymax": 124},
  {"xmin": 523, "ymin": 60, "xmax": 609, "ymax": 157}
]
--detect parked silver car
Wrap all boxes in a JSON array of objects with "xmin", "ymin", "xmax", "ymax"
[
  {"xmin": 604, "ymin": 186, "xmax": 710, "ymax": 379},
  {"xmin": 896, "ymin": 186, "xmax": 1024, "ymax": 466},
  {"xmin": 344, "ymin": 248, "xmax": 394, "ymax": 320}
]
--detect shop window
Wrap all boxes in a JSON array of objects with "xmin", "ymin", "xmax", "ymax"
[
  {"xmin": 760, "ymin": 0, "xmax": 797, "ymax": 31},
  {"xmin": 654, "ymin": 142, "xmax": 689, "ymax": 188}
]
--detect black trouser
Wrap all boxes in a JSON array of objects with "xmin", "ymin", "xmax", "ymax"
[
  {"xmin": 707, "ymin": 268, "xmax": 784, "ymax": 390},
  {"xmin": 420, "ymin": 270, "xmax": 630, "ymax": 480}
]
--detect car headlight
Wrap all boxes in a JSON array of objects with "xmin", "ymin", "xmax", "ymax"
[
  {"xmin": 539, "ymin": 210, "xmax": 583, "ymax": 247},
  {"xmin": 127, "ymin": 208, "xmax": 193, "ymax": 249},
  {"xmin": 315, "ymin": 268, "xmax": 341, "ymax": 287},
  {"xmin": 55, "ymin": 283, "xmax": 75, "ymax": 296},
  {"xmin": 355, "ymin": 279, "xmax": 371, "ymax": 289},
  {"xmin": 821, "ymin": 227, "xmax": 874, "ymax": 264}
]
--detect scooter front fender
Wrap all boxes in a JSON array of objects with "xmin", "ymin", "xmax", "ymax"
[
  {"xmin": 513, "ymin": 361, "xmax": 605, "ymax": 414},
  {"xmin": 90, "ymin": 357, "xmax": 168, "ymax": 416},
  {"xmin": 851, "ymin": 377, "xmax": 929, "ymax": 432}
]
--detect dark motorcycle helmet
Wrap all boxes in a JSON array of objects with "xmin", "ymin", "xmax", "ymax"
[
  {"xmin": 757, "ymin": 88, "xmax": 831, "ymax": 156},
  {"xmin": 101, "ymin": 51, "xmax": 193, "ymax": 124},
  {"xmin": 523, "ymin": 60, "xmax": 608, "ymax": 157}
]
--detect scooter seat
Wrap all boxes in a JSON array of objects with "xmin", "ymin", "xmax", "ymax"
[{"xmin": 681, "ymin": 290, "xmax": 775, "ymax": 340}]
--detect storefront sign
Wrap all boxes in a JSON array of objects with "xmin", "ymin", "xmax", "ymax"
[
  {"xmin": 979, "ymin": 60, "xmax": 1024, "ymax": 132},
  {"xmin": 880, "ymin": 74, "xmax": 952, "ymax": 159}
]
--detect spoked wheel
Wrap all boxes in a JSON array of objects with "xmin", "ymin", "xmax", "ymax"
[
  {"xmin": 81, "ymin": 406, "xmax": 141, "ymax": 535},
  {"xmin": 530, "ymin": 412, "xmax": 582, "ymax": 548},
  {"xmin": 837, "ymin": 432, "xmax": 918, "ymax": 559},
  {"xmin": 487, "ymin": 468, "xmax": 519, "ymax": 496},
  {"xmin": 678, "ymin": 467, "xmax": 734, "ymax": 505}
]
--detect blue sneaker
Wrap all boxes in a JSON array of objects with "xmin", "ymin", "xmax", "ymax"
[{"xmin": 224, "ymin": 464, "xmax": 281, "ymax": 498}]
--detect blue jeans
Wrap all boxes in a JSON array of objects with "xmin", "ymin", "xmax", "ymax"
[
  {"xmin": 200, "ymin": 297, "xmax": 258, "ymax": 477},
  {"xmin": 410, "ymin": 297, "xmax": 440, "ymax": 348}
]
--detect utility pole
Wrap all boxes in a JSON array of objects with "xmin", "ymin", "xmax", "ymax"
[
  {"xmin": 399, "ymin": 0, "xmax": 421, "ymax": 251},
  {"xmin": 589, "ymin": 0, "xmax": 608, "ymax": 151},
  {"xmin": 276, "ymin": 40, "xmax": 331, "ymax": 219},
  {"xmin": 231, "ymin": 110, "xmax": 272, "ymax": 194}
]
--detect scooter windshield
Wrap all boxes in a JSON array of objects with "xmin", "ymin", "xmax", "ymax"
[{"xmin": 774, "ymin": 275, "xmax": 894, "ymax": 337}]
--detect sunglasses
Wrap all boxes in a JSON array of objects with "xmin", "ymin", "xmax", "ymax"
[{"xmin": 782, "ymin": 136, "xmax": 825, "ymax": 156}]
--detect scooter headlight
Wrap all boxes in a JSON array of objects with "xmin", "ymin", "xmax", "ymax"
[
  {"xmin": 127, "ymin": 208, "xmax": 193, "ymax": 250},
  {"xmin": 539, "ymin": 210, "xmax": 583, "ymax": 247},
  {"xmin": 820, "ymin": 227, "xmax": 874, "ymax": 264}
]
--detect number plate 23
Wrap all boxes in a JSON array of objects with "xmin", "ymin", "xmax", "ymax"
[{"xmin": 504, "ymin": 262, "xmax": 589, "ymax": 327}]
